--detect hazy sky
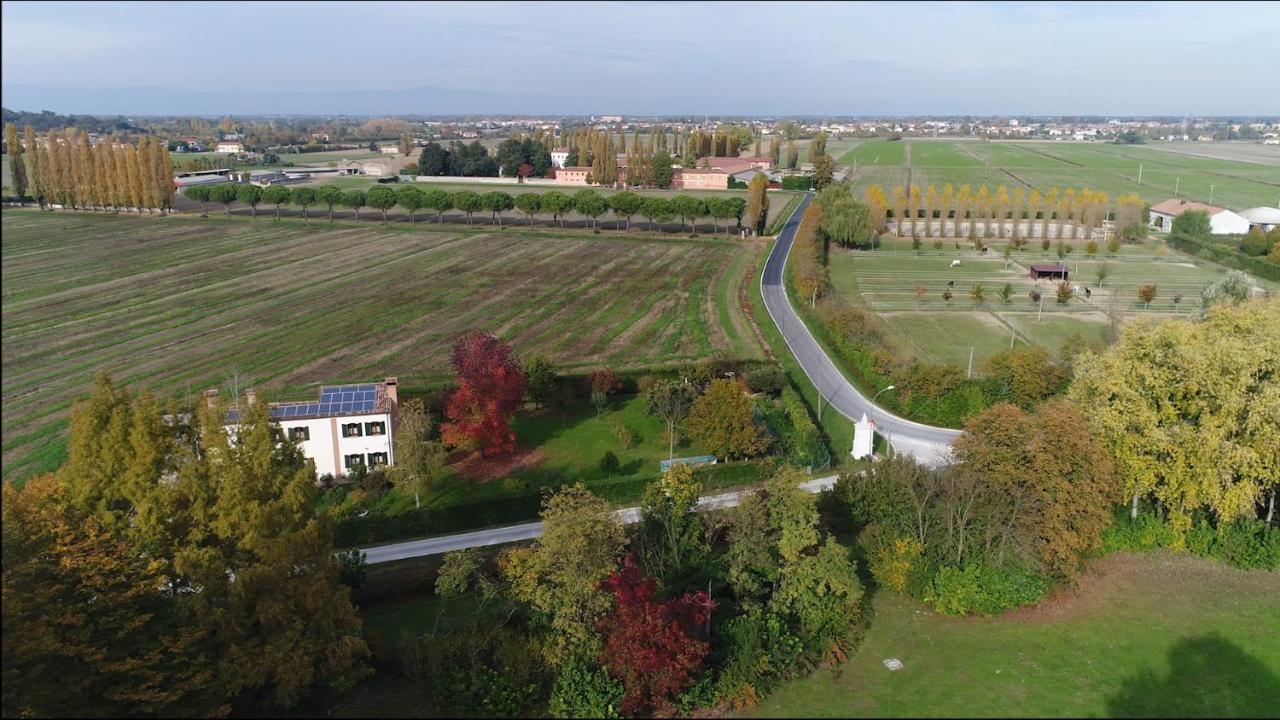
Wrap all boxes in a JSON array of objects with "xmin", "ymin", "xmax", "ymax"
[{"xmin": 3, "ymin": 0, "xmax": 1278, "ymax": 116}]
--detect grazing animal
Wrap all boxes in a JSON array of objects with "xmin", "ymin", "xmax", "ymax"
[
  {"xmin": 950, "ymin": 260, "xmax": 961, "ymax": 268},
  {"xmin": 1085, "ymin": 287, "xmax": 1092, "ymax": 298},
  {"xmin": 948, "ymin": 280, "xmax": 955, "ymax": 287}
]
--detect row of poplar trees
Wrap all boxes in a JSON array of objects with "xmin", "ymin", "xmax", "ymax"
[
  {"xmin": 4, "ymin": 123, "xmax": 175, "ymax": 212},
  {"xmin": 862, "ymin": 182, "xmax": 1145, "ymax": 240}
]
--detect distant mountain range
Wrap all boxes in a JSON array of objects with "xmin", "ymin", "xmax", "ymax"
[{"xmin": 0, "ymin": 83, "xmax": 595, "ymax": 117}]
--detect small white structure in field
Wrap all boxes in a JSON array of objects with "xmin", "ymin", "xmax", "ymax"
[
  {"xmin": 950, "ymin": 259, "xmax": 961, "ymax": 268},
  {"xmin": 852, "ymin": 413, "xmax": 875, "ymax": 459},
  {"xmin": 883, "ymin": 658, "xmax": 904, "ymax": 671}
]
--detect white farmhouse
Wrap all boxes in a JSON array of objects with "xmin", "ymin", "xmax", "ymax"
[
  {"xmin": 215, "ymin": 140, "xmax": 245, "ymax": 154},
  {"xmin": 550, "ymin": 148, "xmax": 571, "ymax": 169},
  {"xmin": 216, "ymin": 378, "xmax": 400, "ymax": 479},
  {"xmin": 1148, "ymin": 199, "xmax": 1251, "ymax": 235}
]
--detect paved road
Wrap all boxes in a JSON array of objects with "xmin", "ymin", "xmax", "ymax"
[
  {"xmin": 360, "ymin": 474, "xmax": 838, "ymax": 564},
  {"xmin": 760, "ymin": 193, "xmax": 961, "ymax": 467}
]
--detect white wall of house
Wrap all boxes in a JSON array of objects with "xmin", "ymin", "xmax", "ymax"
[
  {"xmin": 550, "ymin": 151, "xmax": 569, "ymax": 169},
  {"xmin": 1210, "ymin": 210, "xmax": 1251, "ymax": 235},
  {"xmin": 281, "ymin": 412, "xmax": 394, "ymax": 478}
]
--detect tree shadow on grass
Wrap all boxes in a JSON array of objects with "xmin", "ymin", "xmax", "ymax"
[{"xmin": 1106, "ymin": 633, "xmax": 1280, "ymax": 718}]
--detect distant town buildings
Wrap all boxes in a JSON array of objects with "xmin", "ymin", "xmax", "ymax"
[{"xmin": 215, "ymin": 140, "xmax": 245, "ymax": 154}]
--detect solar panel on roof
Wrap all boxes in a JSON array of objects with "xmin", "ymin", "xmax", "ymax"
[{"xmin": 341, "ymin": 402, "xmax": 353, "ymax": 413}]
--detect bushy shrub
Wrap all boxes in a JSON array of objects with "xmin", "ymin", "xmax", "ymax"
[
  {"xmin": 713, "ymin": 610, "xmax": 805, "ymax": 709},
  {"xmin": 862, "ymin": 525, "xmax": 926, "ymax": 593},
  {"xmin": 744, "ymin": 364, "xmax": 785, "ymax": 395},
  {"xmin": 548, "ymin": 661, "xmax": 623, "ymax": 719},
  {"xmin": 925, "ymin": 564, "xmax": 1048, "ymax": 616},
  {"xmin": 599, "ymin": 451, "xmax": 621, "ymax": 475},
  {"xmin": 1099, "ymin": 511, "xmax": 1278, "ymax": 571}
]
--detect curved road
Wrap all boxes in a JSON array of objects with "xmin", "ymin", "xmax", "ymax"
[{"xmin": 761, "ymin": 193, "xmax": 960, "ymax": 466}]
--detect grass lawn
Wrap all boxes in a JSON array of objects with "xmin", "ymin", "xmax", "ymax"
[
  {"xmin": 879, "ymin": 312, "xmax": 1018, "ymax": 367},
  {"xmin": 1, "ymin": 209, "xmax": 761, "ymax": 483},
  {"xmin": 746, "ymin": 551, "xmax": 1280, "ymax": 718}
]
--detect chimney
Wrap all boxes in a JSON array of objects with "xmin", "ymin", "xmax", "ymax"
[
  {"xmin": 245, "ymin": 388, "xmax": 258, "ymax": 405},
  {"xmin": 384, "ymin": 377, "xmax": 399, "ymax": 405},
  {"xmin": 204, "ymin": 388, "xmax": 219, "ymax": 409}
]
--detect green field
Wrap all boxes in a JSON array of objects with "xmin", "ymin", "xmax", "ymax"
[
  {"xmin": 1, "ymin": 209, "xmax": 762, "ymax": 482},
  {"xmin": 747, "ymin": 551, "xmax": 1280, "ymax": 718},
  {"xmin": 821, "ymin": 238, "xmax": 1275, "ymax": 364},
  {"xmin": 835, "ymin": 138, "xmax": 1280, "ymax": 210}
]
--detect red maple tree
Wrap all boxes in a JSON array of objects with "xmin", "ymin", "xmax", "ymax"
[
  {"xmin": 597, "ymin": 554, "xmax": 716, "ymax": 715},
  {"xmin": 440, "ymin": 330, "xmax": 526, "ymax": 456}
]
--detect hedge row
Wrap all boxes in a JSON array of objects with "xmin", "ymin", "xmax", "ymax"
[{"xmin": 1166, "ymin": 232, "xmax": 1280, "ymax": 282}]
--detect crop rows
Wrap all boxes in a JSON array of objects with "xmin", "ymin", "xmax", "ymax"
[{"xmin": 2, "ymin": 210, "xmax": 760, "ymax": 481}]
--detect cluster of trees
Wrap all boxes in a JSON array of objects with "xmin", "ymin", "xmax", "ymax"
[
  {"xmin": 416, "ymin": 140, "xmax": 500, "ymax": 177},
  {"xmin": 788, "ymin": 201, "xmax": 828, "ymax": 307},
  {"xmin": 186, "ymin": 182, "xmax": 752, "ymax": 234},
  {"xmin": 1069, "ymin": 297, "xmax": 1279, "ymax": 529},
  {"xmin": 1239, "ymin": 225, "xmax": 1280, "ymax": 260},
  {"xmin": 817, "ymin": 184, "xmax": 876, "ymax": 248},
  {"xmin": 866, "ymin": 182, "xmax": 1145, "ymax": 242},
  {"xmin": 2, "ymin": 108, "xmax": 135, "ymax": 133},
  {"xmin": 404, "ymin": 465, "xmax": 862, "ymax": 716},
  {"xmin": 841, "ymin": 397, "xmax": 1118, "ymax": 615},
  {"xmin": 2, "ymin": 375, "xmax": 370, "ymax": 717},
  {"xmin": 4, "ymin": 123, "xmax": 175, "ymax": 211}
]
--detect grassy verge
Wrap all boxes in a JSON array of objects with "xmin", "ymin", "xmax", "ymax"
[{"xmin": 745, "ymin": 550, "xmax": 1280, "ymax": 718}]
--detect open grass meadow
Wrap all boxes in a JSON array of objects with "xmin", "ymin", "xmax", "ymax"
[
  {"xmin": 822, "ymin": 239, "xmax": 1275, "ymax": 366},
  {"xmin": 746, "ymin": 551, "xmax": 1280, "ymax": 718},
  {"xmin": 836, "ymin": 138, "xmax": 1280, "ymax": 211},
  {"xmin": 1, "ymin": 209, "xmax": 763, "ymax": 482}
]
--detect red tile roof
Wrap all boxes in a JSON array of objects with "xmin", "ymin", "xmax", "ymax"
[{"xmin": 1150, "ymin": 199, "xmax": 1227, "ymax": 216}]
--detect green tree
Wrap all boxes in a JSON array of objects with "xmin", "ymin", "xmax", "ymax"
[
  {"xmin": 574, "ymin": 189, "xmax": 608, "ymax": 229},
  {"xmin": 235, "ymin": 183, "xmax": 263, "ymax": 217},
  {"xmin": 644, "ymin": 380, "xmax": 698, "ymax": 460},
  {"xmin": 389, "ymin": 398, "xmax": 445, "ymax": 509},
  {"xmin": 291, "ymin": 186, "xmax": 317, "ymax": 220},
  {"xmin": 209, "ymin": 182, "xmax": 238, "ymax": 216},
  {"xmin": 423, "ymin": 188, "xmax": 452, "ymax": 224},
  {"xmin": 396, "ymin": 185, "xmax": 426, "ymax": 224},
  {"xmin": 651, "ymin": 149, "xmax": 674, "ymax": 189},
  {"xmin": 339, "ymin": 188, "xmax": 366, "ymax": 221},
  {"xmin": 608, "ymin": 190, "xmax": 643, "ymax": 230},
  {"xmin": 4, "ymin": 122, "xmax": 26, "ymax": 198},
  {"xmin": 186, "ymin": 183, "xmax": 211, "ymax": 213},
  {"xmin": 685, "ymin": 379, "xmax": 769, "ymax": 460},
  {"xmin": 542, "ymin": 190, "xmax": 573, "ymax": 228},
  {"xmin": 670, "ymin": 194, "xmax": 705, "ymax": 233},
  {"xmin": 638, "ymin": 465, "xmax": 705, "ymax": 589},
  {"xmin": 262, "ymin": 183, "xmax": 291, "ymax": 219},
  {"xmin": 514, "ymin": 192, "xmax": 542, "ymax": 226},
  {"xmin": 499, "ymin": 484, "xmax": 625, "ymax": 665},
  {"xmin": 1069, "ymin": 297, "xmax": 1280, "ymax": 528},
  {"xmin": 316, "ymin": 184, "xmax": 343, "ymax": 222},
  {"xmin": 1240, "ymin": 226, "xmax": 1272, "ymax": 256},
  {"xmin": 1170, "ymin": 210, "xmax": 1211, "ymax": 239},
  {"xmin": 812, "ymin": 154, "xmax": 836, "ymax": 190},
  {"xmin": 481, "ymin": 191, "xmax": 515, "ymax": 226},
  {"xmin": 366, "ymin": 184, "xmax": 398, "ymax": 224},
  {"xmin": 523, "ymin": 355, "xmax": 558, "ymax": 408},
  {"xmin": 746, "ymin": 173, "xmax": 770, "ymax": 235},
  {"xmin": 640, "ymin": 196, "xmax": 673, "ymax": 232},
  {"xmin": 452, "ymin": 190, "xmax": 483, "ymax": 225}
]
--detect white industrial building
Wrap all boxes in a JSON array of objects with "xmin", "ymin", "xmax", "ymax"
[
  {"xmin": 1240, "ymin": 206, "xmax": 1280, "ymax": 233},
  {"xmin": 216, "ymin": 378, "xmax": 400, "ymax": 479},
  {"xmin": 1148, "ymin": 199, "xmax": 1251, "ymax": 235}
]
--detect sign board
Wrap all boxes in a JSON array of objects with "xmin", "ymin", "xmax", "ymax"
[
  {"xmin": 852, "ymin": 413, "xmax": 874, "ymax": 459},
  {"xmin": 660, "ymin": 455, "xmax": 717, "ymax": 473}
]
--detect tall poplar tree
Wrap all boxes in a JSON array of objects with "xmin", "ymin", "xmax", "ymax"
[
  {"xmin": 23, "ymin": 126, "xmax": 43, "ymax": 206},
  {"xmin": 746, "ymin": 172, "xmax": 769, "ymax": 235},
  {"xmin": 4, "ymin": 123, "xmax": 26, "ymax": 199}
]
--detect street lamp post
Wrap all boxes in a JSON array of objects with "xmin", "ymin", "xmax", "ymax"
[{"xmin": 872, "ymin": 385, "xmax": 896, "ymax": 404}]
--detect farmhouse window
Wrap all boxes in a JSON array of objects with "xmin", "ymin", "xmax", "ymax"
[
  {"xmin": 343, "ymin": 454, "xmax": 365, "ymax": 470},
  {"xmin": 365, "ymin": 421, "xmax": 386, "ymax": 436},
  {"xmin": 367, "ymin": 452, "xmax": 389, "ymax": 467},
  {"xmin": 342, "ymin": 423, "xmax": 363, "ymax": 438},
  {"xmin": 288, "ymin": 426, "xmax": 310, "ymax": 442}
]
